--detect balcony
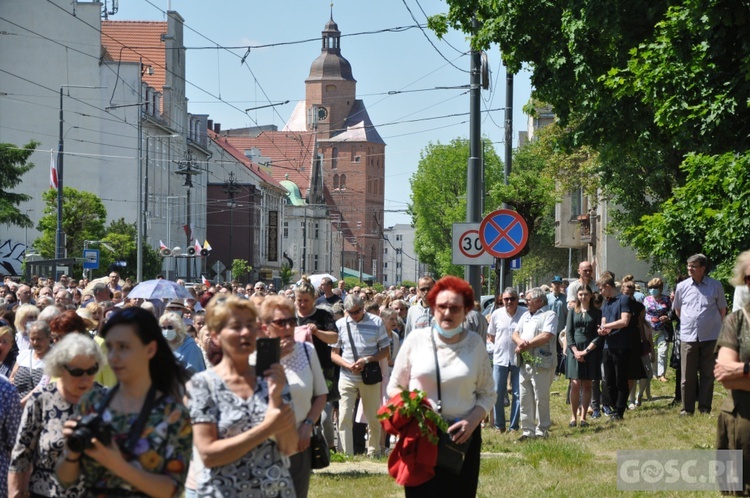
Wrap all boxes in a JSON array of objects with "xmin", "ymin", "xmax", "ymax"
[{"xmin": 578, "ymin": 214, "xmax": 592, "ymax": 244}]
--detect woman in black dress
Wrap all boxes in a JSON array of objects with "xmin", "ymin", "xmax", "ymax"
[{"xmin": 565, "ymin": 285, "xmax": 602, "ymax": 427}]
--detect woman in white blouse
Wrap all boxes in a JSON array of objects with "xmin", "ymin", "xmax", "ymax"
[
  {"xmin": 260, "ymin": 295, "xmax": 328, "ymax": 498},
  {"xmin": 387, "ymin": 276, "xmax": 495, "ymax": 498}
]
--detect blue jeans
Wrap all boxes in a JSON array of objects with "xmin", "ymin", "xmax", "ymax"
[{"xmin": 493, "ymin": 363, "xmax": 520, "ymax": 430}]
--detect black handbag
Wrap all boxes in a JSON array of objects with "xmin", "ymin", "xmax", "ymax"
[
  {"xmin": 431, "ymin": 330, "xmax": 472, "ymax": 475},
  {"xmin": 346, "ymin": 321, "xmax": 382, "ymax": 385},
  {"xmin": 310, "ymin": 424, "xmax": 330, "ymax": 469},
  {"xmin": 301, "ymin": 344, "xmax": 330, "ymax": 469}
]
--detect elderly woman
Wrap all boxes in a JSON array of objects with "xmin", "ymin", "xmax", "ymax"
[
  {"xmin": 714, "ymin": 249, "xmax": 750, "ymax": 495},
  {"xmin": 9, "ymin": 333, "xmax": 104, "ymax": 498},
  {"xmin": 0, "ymin": 324, "xmax": 19, "ymax": 378},
  {"xmin": 260, "ymin": 295, "xmax": 327, "ymax": 498},
  {"xmin": 387, "ymin": 276, "xmax": 495, "ymax": 497},
  {"xmin": 10, "ymin": 321, "xmax": 53, "ymax": 405},
  {"xmin": 159, "ymin": 311, "xmax": 205, "ymax": 376},
  {"xmin": 14, "ymin": 304, "xmax": 40, "ymax": 351},
  {"xmin": 643, "ymin": 277, "xmax": 672, "ymax": 382},
  {"xmin": 56, "ymin": 307, "xmax": 192, "ymax": 498},
  {"xmin": 187, "ymin": 295, "xmax": 298, "ymax": 497}
]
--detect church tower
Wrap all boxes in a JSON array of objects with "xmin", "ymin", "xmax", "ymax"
[{"xmin": 304, "ymin": 15, "xmax": 356, "ymax": 139}]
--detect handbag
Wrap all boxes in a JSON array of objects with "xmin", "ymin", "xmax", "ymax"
[
  {"xmin": 430, "ymin": 329, "xmax": 472, "ymax": 475},
  {"xmin": 346, "ymin": 321, "xmax": 382, "ymax": 385},
  {"xmin": 301, "ymin": 344, "xmax": 330, "ymax": 469},
  {"xmin": 310, "ymin": 424, "xmax": 330, "ymax": 469}
]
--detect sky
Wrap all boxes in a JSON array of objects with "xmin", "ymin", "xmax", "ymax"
[{"xmin": 115, "ymin": 0, "xmax": 533, "ymax": 227}]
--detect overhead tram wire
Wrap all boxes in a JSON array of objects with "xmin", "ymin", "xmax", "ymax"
[
  {"xmin": 400, "ymin": 0, "xmax": 468, "ymax": 73},
  {"xmin": 412, "ymin": 0, "xmax": 466, "ymax": 56}
]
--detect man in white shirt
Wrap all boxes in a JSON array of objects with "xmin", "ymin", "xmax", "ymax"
[
  {"xmin": 488, "ymin": 288, "xmax": 527, "ymax": 432},
  {"xmin": 513, "ymin": 287, "xmax": 557, "ymax": 440},
  {"xmin": 567, "ymin": 261, "xmax": 597, "ymax": 308}
]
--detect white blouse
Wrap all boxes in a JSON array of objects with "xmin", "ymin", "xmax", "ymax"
[{"xmin": 387, "ymin": 327, "xmax": 496, "ymax": 421}]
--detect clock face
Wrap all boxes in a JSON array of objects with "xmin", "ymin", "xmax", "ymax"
[{"xmin": 317, "ymin": 107, "xmax": 328, "ymax": 121}]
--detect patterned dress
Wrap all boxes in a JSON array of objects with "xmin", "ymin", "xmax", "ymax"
[
  {"xmin": 12, "ymin": 349, "xmax": 45, "ymax": 399},
  {"xmin": 0, "ymin": 376, "xmax": 22, "ymax": 498},
  {"xmin": 76, "ymin": 387, "xmax": 193, "ymax": 497},
  {"xmin": 187, "ymin": 369, "xmax": 295, "ymax": 498},
  {"xmin": 10, "ymin": 382, "xmax": 96, "ymax": 497}
]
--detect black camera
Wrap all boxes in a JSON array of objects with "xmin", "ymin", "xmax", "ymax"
[{"xmin": 67, "ymin": 413, "xmax": 114, "ymax": 453}]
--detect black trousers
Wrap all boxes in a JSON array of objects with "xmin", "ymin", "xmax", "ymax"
[{"xmin": 603, "ymin": 348, "xmax": 631, "ymax": 417}]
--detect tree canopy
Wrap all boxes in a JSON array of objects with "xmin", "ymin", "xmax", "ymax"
[
  {"xmin": 35, "ymin": 186, "xmax": 107, "ymax": 259},
  {"xmin": 0, "ymin": 141, "xmax": 37, "ymax": 228},
  {"xmin": 430, "ymin": 0, "xmax": 750, "ymax": 275}
]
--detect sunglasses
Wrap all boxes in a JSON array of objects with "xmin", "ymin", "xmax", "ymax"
[
  {"xmin": 348, "ymin": 307, "xmax": 364, "ymax": 315},
  {"xmin": 419, "ymin": 287, "xmax": 431, "ymax": 292},
  {"xmin": 64, "ymin": 364, "xmax": 98, "ymax": 377},
  {"xmin": 161, "ymin": 325, "xmax": 175, "ymax": 330},
  {"xmin": 269, "ymin": 317, "xmax": 296, "ymax": 328}
]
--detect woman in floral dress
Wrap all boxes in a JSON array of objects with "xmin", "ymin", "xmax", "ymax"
[
  {"xmin": 10, "ymin": 333, "xmax": 105, "ymax": 497},
  {"xmin": 188, "ymin": 295, "xmax": 298, "ymax": 497},
  {"xmin": 56, "ymin": 307, "xmax": 192, "ymax": 498}
]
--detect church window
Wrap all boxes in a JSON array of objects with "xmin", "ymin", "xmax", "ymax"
[{"xmin": 333, "ymin": 174, "xmax": 339, "ymax": 190}]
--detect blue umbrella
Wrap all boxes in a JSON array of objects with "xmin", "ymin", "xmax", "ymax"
[{"xmin": 127, "ymin": 279, "xmax": 193, "ymax": 300}]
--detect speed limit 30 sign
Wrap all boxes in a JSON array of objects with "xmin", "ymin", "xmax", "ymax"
[{"xmin": 452, "ymin": 223, "xmax": 494, "ymax": 265}]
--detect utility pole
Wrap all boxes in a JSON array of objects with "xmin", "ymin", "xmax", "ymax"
[
  {"xmin": 465, "ymin": 18, "xmax": 483, "ymax": 299},
  {"xmin": 224, "ymin": 172, "xmax": 240, "ymax": 272},
  {"xmin": 175, "ymin": 150, "xmax": 201, "ymax": 282},
  {"xmin": 496, "ymin": 64, "xmax": 515, "ymax": 297}
]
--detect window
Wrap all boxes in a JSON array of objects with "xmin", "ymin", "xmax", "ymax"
[
  {"xmin": 314, "ymin": 255, "xmax": 319, "ymax": 270},
  {"xmin": 283, "ymin": 221, "xmax": 288, "ymax": 238},
  {"xmin": 396, "ymin": 248, "xmax": 401, "ymax": 254},
  {"xmin": 332, "ymin": 147, "xmax": 338, "ymax": 170},
  {"xmin": 353, "ymin": 156, "xmax": 361, "ymax": 163},
  {"xmin": 384, "ymin": 274, "xmax": 388, "ymax": 282},
  {"xmin": 340, "ymin": 174, "xmax": 346, "ymax": 189},
  {"xmin": 396, "ymin": 234, "xmax": 402, "ymax": 241},
  {"xmin": 315, "ymin": 223, "xmax": 319, "ymax": 239},
  {"xmin": 396, "ymin": 263, "xmax": 401, "ymax": 269},
  {"xmin": 384, "ymin": 262, "xmax": 388, "ymax": 269},
  {"xmin": 384, "ymin": 248, "xmax": 388, "ymax": 255},
  {"xmin": 333, "ymin": 174, "xmax": 339, "ymax": 190}
]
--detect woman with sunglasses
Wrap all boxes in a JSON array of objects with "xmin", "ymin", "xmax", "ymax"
[
  {"xmin": 10, "ymin": 333, "xmax": 105, "ymax": 498},
  {"xmin": 56, "ymin": 307, "xmax": 192, "ymax": 498},
  {"xmin": 260, "ymin": 295, "xmax": 327, "ymax": 498},
  {"xmin": 159, "ymin": 312, "xmax": 206, "ymax": 376},
  {"xmin": 188, "ymin": 295, "xmax": 298, "ymax": 498}
]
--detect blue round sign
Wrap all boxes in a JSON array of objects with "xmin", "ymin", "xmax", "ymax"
[{"xmin": 479, "ymin": 209, "xmax": 529, "ymax": 258}]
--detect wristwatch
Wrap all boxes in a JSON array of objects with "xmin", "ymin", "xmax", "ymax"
[{"xmin": 303, "ymin": 418, "xmax": 314, "ymax": 426}]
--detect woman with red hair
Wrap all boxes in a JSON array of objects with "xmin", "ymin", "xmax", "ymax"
[
  {"xmin": 387, "ymin": 276, "xmax": 495, "ymax": 497},
  {"xmin": 49, "ymin": 310, "xmax": 89, "ymax": 342}
]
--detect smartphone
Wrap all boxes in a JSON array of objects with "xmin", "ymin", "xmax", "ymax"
[{"xmin": 255, "ymin": 337, "xmax": 280, "ymax": 376}]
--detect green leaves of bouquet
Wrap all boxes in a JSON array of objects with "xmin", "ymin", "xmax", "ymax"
[{"xmin": 378, "ymin": 389, "xmax": 448, "ymax": 444}]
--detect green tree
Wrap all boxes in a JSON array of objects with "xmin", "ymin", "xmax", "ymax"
[
  {"xmin": 34, "ymin": 187, "xmax": 106, "ymax": 259},
  {"xmin": 90, "ymin": 218, "xmax": 161, "ymax": 281},
  {"xmin": 280, "ymin": 262, "xmax": 293, "ymax": 287},
  {"xmin": 231, "ymin": 259, "xmax": 253, "ymax": 284},
  {"xmin": 409, "ymin": 138, "xmax": 503, "ymax": 278},
  {"xmin": 0, "ymin": 141, "xmax": 38, "ymax": 228}
]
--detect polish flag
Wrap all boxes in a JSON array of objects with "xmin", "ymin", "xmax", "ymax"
[
  {"xmin": 203, "ymin": 240, "xmax": 212, "ymax": 252},
  {"xmin": 159, "ymin": 240, "xmax": 168, "ymax": 250},
  {"xmin": 201, "ymin": 275, "xmax": 210, "ymax": 286},
  {"xmin": 50, "ymin": 150, "xmax": 58, "ymax": 189},
  {"xmin": 194, "ymin": 239, "xmax": 202, "ymax": 254}
]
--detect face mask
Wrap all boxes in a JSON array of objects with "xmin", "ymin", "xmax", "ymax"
[
  {"xmin": 163, "ymin": 328, "xmax": 177, "ymax": 342},
  {"xmin": 649, "ymin": 289, "xmax": 659, "ymax": 296},
  {"xmin": 435, "ymin": 323, "xmax": 463, "ymax": 339}
]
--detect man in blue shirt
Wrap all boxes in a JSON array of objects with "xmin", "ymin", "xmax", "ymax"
[
  {"xmin": 548, "ymin": 276, "xmax": 567, "ymax": 374},
  {"xmin": 598, "ymin": 274, "xmax": 633, "ymax": 421},
  {"xmin": 673, "ymin": 254, "xmax": 727, "ymax": 415}
]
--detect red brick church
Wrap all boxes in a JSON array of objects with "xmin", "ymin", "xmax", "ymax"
[{"xmin": 223, "ymin": 15, "xmax": 386, "ymax": 280}]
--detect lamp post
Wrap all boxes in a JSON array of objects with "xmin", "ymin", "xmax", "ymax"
[
  {"xmin": 56, "ymin": 85, "xmax": 103, "ymax": 269},
  {"xmin": 24, "ymin": 209, "xmax": 33, "ymax": 256},
  {"xmin": 175, "ymin": 150, "xmax": 201, "ymax": 281},
  {"xmin": 223, "ymin": 172, "xmax": 240, "ymax": 271}
]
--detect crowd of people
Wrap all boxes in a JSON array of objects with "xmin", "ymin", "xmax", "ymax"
[{"xmin": 0, "ymin": 250, "xmax": 748, "ymax": 496}]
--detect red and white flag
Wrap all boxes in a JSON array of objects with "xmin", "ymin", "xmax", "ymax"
[
  {"xmin": 201, "ymin": 275, "xmax": 210, "ymax": 286},
  {"xmin": 194, "ymin": 239, "xmax": 202, "ymax": 254},
  {"xmin": 50, "ymin": 150, "xmax": 58, "ymax": 189},
  {"xmin": 159, "ymin": 240, "xmax": 168, "ymax": 250}
]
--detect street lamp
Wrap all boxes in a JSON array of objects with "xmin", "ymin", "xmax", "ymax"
[
  {"xmin": 175, "ymin": 150, "xmax": 201, "ymax": 281},
  {"xmin": 223, "ymin": 172, "xmax": 240, "ymax": 271}
]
